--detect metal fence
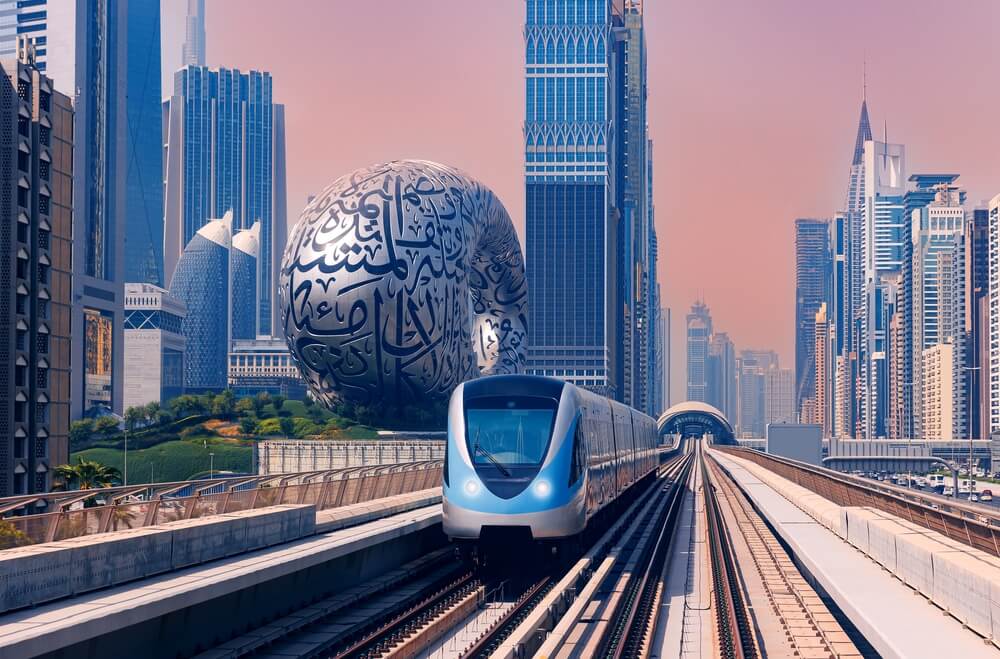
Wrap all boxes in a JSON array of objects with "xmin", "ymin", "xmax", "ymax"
[{"xmin": 0, "ymin": 461, "xmax": 442, "ymax": 548}]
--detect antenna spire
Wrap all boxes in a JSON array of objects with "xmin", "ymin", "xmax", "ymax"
[{"xmin": 862, "ymin": 56, "xmax": 867, "ymax": 102}]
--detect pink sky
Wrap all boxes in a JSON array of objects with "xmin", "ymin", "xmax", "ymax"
[{"xmin": 163, "ymin": 1, "xmax": 999, "ymax": 401}]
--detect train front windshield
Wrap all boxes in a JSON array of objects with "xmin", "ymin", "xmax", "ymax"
[{"xmin": 465, "ymin": 395, "xmax": 557, "ymax": 469}]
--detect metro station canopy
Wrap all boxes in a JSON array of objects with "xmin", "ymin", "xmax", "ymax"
[{"xmin": 657, "ymin": 401, "xmax": 736, "ymax": 445}]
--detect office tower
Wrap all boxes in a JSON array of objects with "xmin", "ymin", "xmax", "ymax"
[
  {"xmin": 737, "ymin": 349, "xmax": 780, "ymax": 436},
  {"xmin": 795, "ymin": 218, "xmax": 831, "ymax": 419},
  {"xmin": 888, "ymin": 302, "xmax": 904, "ymax": 438},
  {"xmin": 169, "ymin": 213, "xmax": 260, "ymax": 392},
  {"xmin": 123, "ymin": 0, "xmax": 163, "ymax": 286},
  {"xmin": 989, "ymin": 195, "xmax": 1000, "ymax": 432},
  {"xmin": 0, "ymin": 41, "xmax": 72, "ymax": 494},
  {"xmin": 659, "ymin": 306, "xmax": 671, "ymax": 411},
  {"xmin": 163, "ymin": 66, "xmax": 286, "ymax": 337},
  {"xmin": 860, "ymin": 137, "xmax": 906, "ymax": 437},
  {"xmin": 182, "ymin": 0, "xmax": 205, "ymax": 67},
  {"xmin": 123, "ymin": 283, "xmax": 186, "ymax": 410},
  {"xmin": 834, "ymin": 356, "xmax": 850, "ymax": 437},
  {"xmin": 47, "ymin": 1, "xmax": 162, "ymax": 416},
  {"xmin": 0, "ymin": 1, "xmax": 48, "ymax": 71},
  {"xmin": 765, "ymin": 366, "xmax": 795, "ymax": 427},
  {"xmin": 706, "ymin": 332, "xmax": 737, "ymax": 421},
  {"xmin": 910, "ymin": 178, "xmax": 966, "ymax": 438},
  {"xmin": 231, "ymin": 222, "xmax": 260, "ymax": 341},
  {"xmin": 813, "ymin": 303, "xmax": 831, "ymax": 434},
  {"xmin": 967, "ymin": 207, "xmax": 989, "ymax": 438},
  {"xmin": 840, "ymin": 96, "xmax": 872, "ymax": 437},
  {"xmin": 525, "ymin": 0, "xmax": 623, "ymax": 396},
  {"xmin": 614, "ymin": 3, "xmax": 654, "ymax": 413},
  {"xmin": 686, "ymin": 301, "xmax": 712, "ymax": 402}
]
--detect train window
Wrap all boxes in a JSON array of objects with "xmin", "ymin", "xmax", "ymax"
[
  {"xmin": 464, "ymin": 395, "xmax": 557, "ymax": 468},
  {"xmin": 569, "ymin": 415, "xmax": 585, "ymax": 485}
]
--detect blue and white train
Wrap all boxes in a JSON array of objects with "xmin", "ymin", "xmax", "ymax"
[{"xmin": 442, "ymin": 375, "xmax": 659, "ymax": 544}]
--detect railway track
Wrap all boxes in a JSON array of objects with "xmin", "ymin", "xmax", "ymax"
[{"xmin": 702, "ymin": 447, "xmax": 761, "ymax": 659}]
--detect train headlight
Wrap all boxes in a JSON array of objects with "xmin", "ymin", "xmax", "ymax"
[
  {"xmin": 464, "ymin": 479, "xmax": 480, "ymax": 496},
  {"xmin": 534, "ymin": 480, "xmax": 552, "ymax": 498}
]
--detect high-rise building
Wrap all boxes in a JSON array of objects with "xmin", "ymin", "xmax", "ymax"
[
  {"xmin": 706, "ymin": 332, "xmax": 737, "ymax": 421},
  {"xmin": 967, "ymin": 206, "xmax": 989, "ymax": 438},
  {"xmin": 839, "ymin": 97, "xmax": 872, "ymax": 437},
  {"xmin": 989, "ymin": 195, "xmax": 1000, "ymax": 432},
  {"xmin": 910, "ymin": 178, "xmax": 966, "ymax": 438},
  {"xmin": 47, "ymin": 1, "xmax": 163, "ymax": 416},
  {"xmin": 765, "ymin": 366, "xmax": 795, "ymax": 427},
  {"xmin": 0, "ymin": 41, "xmax": 72, "ymax": 494},
  {"xmin": 168, "ymin": 213, "xmax": 261, "ymax": 393},
  {"xmin": 163, "ymin": 66, "xmax": 287, "ymax": 337},
  {"xmin": 659, "ymin": 306, "xmax": 671, "ymax": 411},
  {"xmin": 123, "ymin": 283, "xmax": 185, "ymax": 411},
  {"xmin": 813, "ymin": 303, "xmax": 831, "ymax": 434},
  {"xmin": 0, "ymin": 1, "xmax": 48, "ymax": 71},
  {"xmin": 182, "ymin": 0, "xmax": 205, "ymax": 67},
  {"xmin": 686, "ymin": 301, "xmax": 712, "ymax": 402},
  {"xmin": 922, "ymin": 343, "xmax": 955, "ymax": 440},
  {"xmin": 794, "ymin": 218, "xmax": 831, "ymax": 419},
  {"xmin": 525, "ymin": 0, "xmax": 624, "ymax": 397},
  {"xmin": 860, "ymin": 137, "xmax": 906, "ymax": 437}
]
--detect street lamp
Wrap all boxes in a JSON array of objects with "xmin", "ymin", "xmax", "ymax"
[
  {"xmin": 209, "ymin": 452, "xmax": 215, "ymax": 480},
  {"xmin": 123, "ymin": 426, "xmax": 128, "ymax": 486}
]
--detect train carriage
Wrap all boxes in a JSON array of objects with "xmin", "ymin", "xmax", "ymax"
[{"xmin": 442, "ymin": 374, "xmax": 659, "ymax": 543}]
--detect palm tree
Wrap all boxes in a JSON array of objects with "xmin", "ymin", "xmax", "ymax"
[{"xmin": 54, "ymin": 458, "xmax": 121, "ymax": 491}]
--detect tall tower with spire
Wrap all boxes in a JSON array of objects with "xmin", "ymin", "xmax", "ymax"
[{"xmin": 183, "ymin": 0, "xmax": 206, "ymax": 67}]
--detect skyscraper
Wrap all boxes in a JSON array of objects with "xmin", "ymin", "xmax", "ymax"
[
  {"xmin": 686, "ymin": 301, "xmax": 712, "ymax": 402},
  {"xmin": 168, "ymin": 213, "xmax": 261, "ymax": 392},
  {"xmin": 706, "ymin": 332, "xmax": 737, "ymax": 421},
  {"xmin": 838, "ymin": 96, "xmax": 873, "ymax": 437},
  {"xmin": 163, "ymin": 66, "xmax": 287, "ymax": 337},
  {"xmin": 123, "ymin": 283, "xmax": 185, "ymax": 411},
  {"xmin": 0, "ymin": 1, "xmax": 48, "ymax": 71},
  {"xmin": 812, "ymin": 303, "xmax": 831, "ymax": 434},
  {"xmin": 967, "ymin": 206, "xmax": 989, "ymax": 438},
  {"xmin": 910, "ymin": 178, "xmax": 966, "ymax": 438},
  {"xmin": 525, "ymin": 0, "xmax": 623, "ymax": 396},
  {"xmin": 182, "ymin": 0, "xmax": 206, "ymax": 67},
  {"xmin": 794, "ymin": 218, "xmax": 831, "ymax": 419},
  {"xmin": 0, "ymin": 41, "xmax": 73, "ymax": 494},
  {"xmin": 860, "ymin": 137, "xmax": 906, "ymax": 437},
  {"xmin": 988, "ymin": 195, "xmax": 1000, "ymax": 432}
]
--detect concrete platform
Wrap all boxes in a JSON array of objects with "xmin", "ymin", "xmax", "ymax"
[
  {"xmin": 0, "ymin": 503, "xmax": 445, "ymax": 659},
  {"xmin": 711, "ymin": 450, "xmax": 999, "ymax": 659}
]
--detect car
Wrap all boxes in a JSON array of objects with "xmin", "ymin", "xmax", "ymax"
[{"xmin": 981, "ymin": 489, "xmax": 993, "ymax": 502}]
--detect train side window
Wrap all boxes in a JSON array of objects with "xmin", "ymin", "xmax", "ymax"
[
  {"xmin": 443, "ymin": 441, "xmax": 450, "ymax": 487},
  {"xmin": 569, "ymin": 415, "xmax": 584, "ymax": 485}
]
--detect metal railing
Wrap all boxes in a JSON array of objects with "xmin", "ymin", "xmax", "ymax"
[
  {"xmin": 0, "ymin": 461, "xmax": 442, "ymax": 548},
  {"xmin": 719, "ymin": 446, "xmax": 1000, "ymax": 556}
]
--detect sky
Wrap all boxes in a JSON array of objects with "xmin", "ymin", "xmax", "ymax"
[{"xmin": 162, "ymin": 1, "xmax": 999, "ymax": 403}]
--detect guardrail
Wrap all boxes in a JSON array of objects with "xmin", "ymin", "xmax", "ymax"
[
  {"xmin": 0, "ymin": 461, "xmax": 442, "ymax": 548},
  {"xmin": 718, "ymin": 446, "xmax": 1000, "ymax": 556}
]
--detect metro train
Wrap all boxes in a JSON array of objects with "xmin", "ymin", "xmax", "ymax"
[{"xmin": 442, "ymin": 374, "xmax": 659, "ymax": 546}]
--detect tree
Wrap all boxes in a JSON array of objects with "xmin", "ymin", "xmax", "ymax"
[
  {"xmin": 54, "ymin": 458, "xmax": 121, "ymax": 491},
  {"xmin": 235, "ymin": 397, "xmax": 255, "ymax": 416},
  {"xmin": 143, "ymin": 401, "xmax": 161, "ymax": 426},
  {"xmin": 254, "ymin": 391, "xmax": 271, "ymax": 417},
  {"xmin": 301, "ymin": 396, "xmax": 314, "ymax": 409},
  {"xmin": 123, "ymin": 406, "xmax": 144, "ymax": 432},
  {"xmin": 93, "ymin": 415, "xmax": 120, "ymax": 437},
  {"xmin": 0, "ymin": 520, "xmax": 31, "ymax": 550},
  {"xmin": 69, "ymin": 419, "xmax": 93, "ymax": 447},
  {"xmin": 279, "ymin": 416, "xmax": 295, "ymax": 438},
  {"xmin": 170, "ymin": 394, "xmax": 202, "ymax": 419},
  {"xmin": 271, "ymin": 394, "xmax": 286, "ymax": 414},
  {"xmin": 240, "ymin": 417, "xmax": 257, "ymax": 436},
  {"xmin": 212, "ymin": 390, "xmax": 235, "ymax": 417}
]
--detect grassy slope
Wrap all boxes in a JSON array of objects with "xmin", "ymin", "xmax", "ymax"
[{"xmin": 75, "ymin": 439, "xmax": 253, "ymax": 484}]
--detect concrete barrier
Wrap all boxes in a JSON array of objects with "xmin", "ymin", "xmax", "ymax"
[{"xmin": 0, "ymin": 504, "xmax": 314, "ymax": 613}]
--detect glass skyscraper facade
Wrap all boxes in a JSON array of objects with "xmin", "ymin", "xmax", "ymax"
[
  {"xmin": 794, "ymin": 218, "xmax": 831, "ymax": 419},
  {"xmin": 164, "ymin": 66, "xmax": 286, "ymax": 337},
  {"xmin": 525, "ymin": 0, "xmax": 618, "ymax": 395},
  {"xmin": 524, "ymin": 0, "xmax": 660, "ymax": 411},
  {"xmin": 123, "ymin": 0, "xmax": 163, "ymax": 286}
]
